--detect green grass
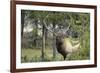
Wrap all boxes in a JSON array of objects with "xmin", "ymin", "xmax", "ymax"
[
  {"xmin": 21, "ymin": 48, "xmax": 63, "ymax": 63},
  {"xmin": 21, "ymin": 46, "xmax": 90, "ymax": 63}
]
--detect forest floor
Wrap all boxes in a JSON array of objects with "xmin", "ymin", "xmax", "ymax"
[
  {"xmin": 21, "ymin": 48, "xmax": 63, "ymax": 63},
  {"xmin": 21, "ymin": 47, "xmax": 90, "ymax": 63}
]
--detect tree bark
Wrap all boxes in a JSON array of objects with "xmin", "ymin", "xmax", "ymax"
[
  {"xmin": 21, "ymin": 10, "xmax": 25, "ymax": 38},
  {"xmin": 53, "ymin": 24, "xmax": 56, "ymax": 59},
  {"xmin": 42, "ymin": 21, "xmax": 46, "ymax": 61},
  {"xmin": 34, "ymin": 20, "xmax": 38, "ymax": 47}
]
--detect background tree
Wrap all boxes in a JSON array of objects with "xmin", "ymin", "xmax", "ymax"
[{"xmin": 21, "ymin": 10, "xmax": 25, "ymax": 38}]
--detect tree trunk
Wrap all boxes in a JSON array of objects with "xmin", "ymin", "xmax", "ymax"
[
  {"xmin": 42, "ymin": 22, "xmax": 46, "ymax": 61},
  {"xmin": 45, "ymin": 28, "xmax": 48, "ymax": 41},
  {"xmin": 53, "ymin": 24, "xmax": 56, "ymax": 59},
  {"xmin": 21, "ymin": 10, "xmax": 25, "ymax": 38},
  {"xmin": 34, "ymin": 20, "xmax": 38, "ymax": 47}
]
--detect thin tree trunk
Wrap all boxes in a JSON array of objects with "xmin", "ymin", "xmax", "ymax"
[
  {"xmin": 34, "ymin": 20, "xmax": 38, "ymax": 47},
  {"xmin": 45, "ymin": 28, "xmax": 48, "ymax": 49},
  {"xmin": 53, "ymin": 24, "xmax": 56, "ymax": 59},
  {"xmin": 21, "ymin": 11, "xmax": 25, "ymax": 48},
  {"xmin": 21, "ymin": 10, "xmax": 25, "ymax": 38},
  {"xmin": 45, "ymin": 29, "xmax": 48, "ymax": 41},
  {"xmin": 42, "ymin": 22, "xmax": 46, "ymax": 61}
]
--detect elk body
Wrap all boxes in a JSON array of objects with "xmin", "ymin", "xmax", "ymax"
[
  {"xmin": 56, "ymin": 34, "xmax": 80, "ymax": 60},
  {"xmin": 44, "ymin": 26, "xmax": 80, "ymax": 60}
]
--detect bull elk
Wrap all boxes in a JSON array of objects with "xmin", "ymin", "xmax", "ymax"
[
  {"xmin": 56, "ymin": 33, "xmax": 80, "ymax": 60},
  {"xmin": 43, "ymin": 14, "xmax": 80, "ymax": 60}
]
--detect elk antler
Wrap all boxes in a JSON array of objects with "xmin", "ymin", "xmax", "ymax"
[{"xmin": 43, "ymin": 14, "xmax": 57, "ymax": 36}]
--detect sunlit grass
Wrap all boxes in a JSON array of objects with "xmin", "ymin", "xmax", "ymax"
[
  {"xmin": 21, "ymin": 48, "xmax": 63, "ymax": 63},
  {"xmin": 21, "ymin": 46, "xmax": 90, "ymax": 63}
]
